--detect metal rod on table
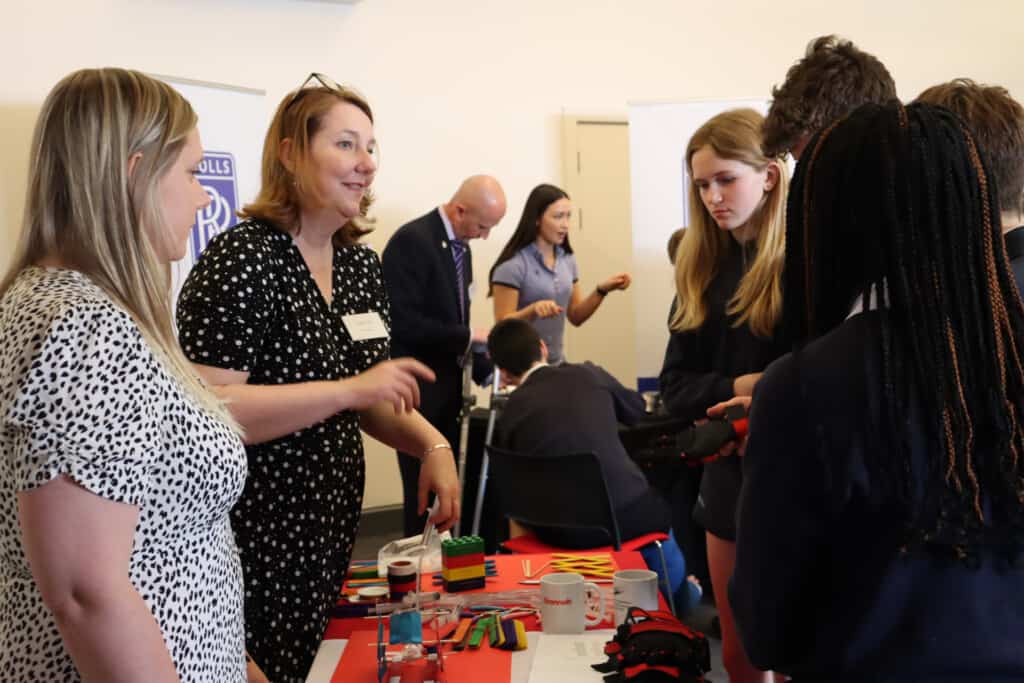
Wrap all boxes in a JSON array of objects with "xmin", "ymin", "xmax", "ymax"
[
  {"xmin": 453, "ymin": 352, "xmax": 475, "ymax": 537},
  {"xmin": 471, "ymin": 368, "xmax": 502, "ymax": 536}
]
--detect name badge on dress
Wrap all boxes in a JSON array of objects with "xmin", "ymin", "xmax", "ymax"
[{"xmin": 342, "ymin": 312, "xmax": 389, "ymax": 341}]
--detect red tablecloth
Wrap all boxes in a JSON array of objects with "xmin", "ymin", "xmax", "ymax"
[
  {"xmin": 325, "ymin": 551, "xmax": 658, "ymax": 682},
  {"xmin": 323, "ymin": 550, "xmax": 653, "ymax": 640}
]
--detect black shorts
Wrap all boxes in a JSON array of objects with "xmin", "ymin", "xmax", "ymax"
[{"xmin": 692, "ymin": 456, "xmax": 742, "ymax": 541}]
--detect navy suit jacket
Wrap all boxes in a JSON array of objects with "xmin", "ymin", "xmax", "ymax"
[
  {"xmin": 1005, "ymin": 225, "xmax": 1024, "ymax": 296},
  {"xmin": 382, "ymin": 209, "xmax": 474, "ymax": 433},
  {"xmin": 492, "ymin": 362, "xmax": 671, "ymax": 546}
]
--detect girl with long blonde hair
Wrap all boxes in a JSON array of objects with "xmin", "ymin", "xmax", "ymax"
[
  {"xmin": 0, "ymin": 68, "xmax": 246, "ymax": 682},
  {"xmin": 658, "ymin": 108, "xmax": 789, "ymax": 683}
]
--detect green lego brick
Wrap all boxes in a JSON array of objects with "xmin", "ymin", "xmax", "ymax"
[{"xmin": 441, "ymin": 536, "xmax": 485, "ymax": 557}]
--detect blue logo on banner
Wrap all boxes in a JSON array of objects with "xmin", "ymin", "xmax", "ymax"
[{"xmin": 190, "ymin": 151, "xmax": 239, "ymax": 263}]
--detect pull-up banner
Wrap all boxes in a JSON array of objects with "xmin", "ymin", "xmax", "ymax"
[{"xmin": 156, "ymin": 75, "xmax": 266, "ymax": 310}]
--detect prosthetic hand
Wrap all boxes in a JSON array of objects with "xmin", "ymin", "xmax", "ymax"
[{"xmin": 676, "ymin": 403, "xmax": 748, "ymax": 463}]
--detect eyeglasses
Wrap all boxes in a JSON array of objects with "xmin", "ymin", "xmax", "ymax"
[
  {"xmin": 283, "ymin": 72, "xmax": 368, "ymax": 113},
  {"xmin": 283, "ymin": 72, "xmax": 380, "ymax": 168}
]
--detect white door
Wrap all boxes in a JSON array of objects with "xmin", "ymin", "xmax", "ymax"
[{"xmin": 561, "ymin": 118, "xmax": 638, "ymax": 388}]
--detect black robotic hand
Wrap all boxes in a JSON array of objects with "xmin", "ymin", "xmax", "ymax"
[{"xmin": 676, "ymin": 403, "xmax": 748, "ymax": 463}]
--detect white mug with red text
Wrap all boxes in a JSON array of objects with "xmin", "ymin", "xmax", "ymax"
[
  {"xmin": 539, "ymin": 572, "xmax": 606, "ymax": 633},
  {"xmin": 613, "ymin": 568, "xmax": 659, "ymax": 625}
]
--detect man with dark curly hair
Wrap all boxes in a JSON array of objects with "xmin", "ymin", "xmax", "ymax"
[{"xmin": 763, "ymin": 35, "xmax": 896, "ymax": 159}]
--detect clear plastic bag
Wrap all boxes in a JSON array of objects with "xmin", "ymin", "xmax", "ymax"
[{"xmin": 376, "ymin": 529, "xmax": 453, "ymax": 577}]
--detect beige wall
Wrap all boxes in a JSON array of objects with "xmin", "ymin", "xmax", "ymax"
[{"xmin": 3, "ymin": 0, "xmax": 1022, "ymax": 508}]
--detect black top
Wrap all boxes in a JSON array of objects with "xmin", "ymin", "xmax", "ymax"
[
  {"xmin": 1005, "ymin": 225, "xmax": 1024, "ymax": 295},
  {"xmin": 658, "ymin": 239, "xmax": 789, "ymax": 423},
  {"xmin": 659, "ymin": 238, "xmax": 790, "ymax": 539},
  {"xmin": 176, "ymin": 219, "xmax": 390, "ymax": 682},
  {"xmin": 731, "ymin": 310, "xmax": 1024, "ymax": 682},
  {"xmin": 494, "ymin": 362, "xmax": 671, "ymax": 547}
]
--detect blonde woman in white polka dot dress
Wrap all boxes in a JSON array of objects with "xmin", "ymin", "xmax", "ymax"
[
  {"xmin": 0, "ymin": 69, "xmax": 247, "ymax": 682},
  {"xmin": 177, "ymin": 75, "xmax": 461, "ymax": 683}
]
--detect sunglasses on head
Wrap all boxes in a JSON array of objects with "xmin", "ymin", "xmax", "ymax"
[{"xmin": 283, "ymin": 72, "xmax": 367, "ymax": 112}]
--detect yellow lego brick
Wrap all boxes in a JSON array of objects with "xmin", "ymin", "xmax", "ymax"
[{"xmin": 441, "ymin": 563, "xmax": 486, "ymax": 582}]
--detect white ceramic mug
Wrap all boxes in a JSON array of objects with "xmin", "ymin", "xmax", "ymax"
[
  {"xmin": 540, "ymin": 572, "xmax": 606, "ymax": 633},
  {"xmin": 613, "ymin": 568, "xmax": 659, "ymax": 625}
]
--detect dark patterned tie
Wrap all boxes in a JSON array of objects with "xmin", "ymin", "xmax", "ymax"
[{"xmin": 451, "ymin": 239, "xmax": 467, "ymax": 323}]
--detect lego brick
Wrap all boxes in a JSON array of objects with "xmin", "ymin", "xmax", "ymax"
[
  {"xmin": 441, "ymin": 552, "xmax": 487, "ymax": 569},
  {"xmin": 441, "ymin": 564, "xmax": 486, "ymax": 582},
  {"xmin": 443, "ymin": 576, "xmax": 487, "ymax": 593},
  {"xmin": 441, "ymin": 536, "xmax": 485, "ymax": 557}
]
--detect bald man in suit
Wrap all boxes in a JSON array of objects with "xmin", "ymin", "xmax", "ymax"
[{"xmin": 382, "ymin": 175, "xmax": 506, "ymax": 536}]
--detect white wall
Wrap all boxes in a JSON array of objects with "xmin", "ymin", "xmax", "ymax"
[{"xmin": 3, "ymin": 0, "xmax": 1022, "ymax": 508}]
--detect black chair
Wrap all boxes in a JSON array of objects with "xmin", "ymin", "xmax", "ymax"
[{"xmin": 484, "ymin": 444, "xmax": 675, "ymax": 613}]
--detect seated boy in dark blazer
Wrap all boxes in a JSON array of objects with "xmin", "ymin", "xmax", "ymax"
[{"xmin": 487, "ymin": 319, "xmax": 701, "ymax": 612}]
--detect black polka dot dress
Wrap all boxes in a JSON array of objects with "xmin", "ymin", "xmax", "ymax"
[
  {"xmin": 0, "ymin": 268, "xmax": 247, "ymax": 682},
  {"xmin": 177, "ymin": 219, "xmax": 390, "ymax": 682}
]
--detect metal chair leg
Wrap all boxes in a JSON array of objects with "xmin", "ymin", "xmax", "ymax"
[
  {"xmin": 471, "ymin": 369, "xmax": 503, "ymax": 536},
  {"xmin": 453, "ymin": 359, "xmax": 474, "ymax": 537},
  {"xmin": 653, "ymin": 539, "xmax": 676, "ymax": 615}
]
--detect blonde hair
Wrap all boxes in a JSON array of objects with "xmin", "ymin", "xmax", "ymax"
[
  {"xmin": 240, "ymin": 85, "xmax": 375, "ymax": 245},
  {"xmin": 670, "ymin": 108, "xmax": 788, "ymax": 338},
  {"xmin": 0, "ymin": 67, "xmax": 238, "ymax": 429}
]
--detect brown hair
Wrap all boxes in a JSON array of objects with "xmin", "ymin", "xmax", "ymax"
[
  {"xmin": 917, "ymin": 79, "xmax": 1024, "ymax": 215},
  {"xmin": 240, "ymin": 86, "xmax": 376, "ymax": 245},
  {"xmin": 672, "ymin": 109, "xmax": 788, "ymax": 338},
  {"xmin": 763, "ymin": 35, "xmax": 896, "ymax": 157},
  {"xmin": 666, "ymin": 227, "xmax": 685, "ymax": 264}
]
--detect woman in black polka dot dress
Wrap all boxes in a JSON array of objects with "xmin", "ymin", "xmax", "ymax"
[
  {"xmin": 177, "ymin": 76, "xmax": 461, "ymax": 682},
  {"xmin": 1, "ymin": 69, "xmax": 246, "ymax": 682}
]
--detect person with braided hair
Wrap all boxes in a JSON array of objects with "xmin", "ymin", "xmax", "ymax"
[{"xmin": 731, "ymin": 101, "xmax": 1024, "ymax": 681}]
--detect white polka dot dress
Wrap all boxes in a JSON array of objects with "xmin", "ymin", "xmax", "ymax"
[
  {"xmin": 177, "ymin": 220, "xmax": 390, "ymax": 682},
  {"xmin": 0, "ymin": 268, "xmax": 247, "ymax": 682}
]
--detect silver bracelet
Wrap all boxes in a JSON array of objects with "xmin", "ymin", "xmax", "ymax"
[{"xmin": 422, "ymin": 443, "xmax": 452, "ymax": 459}]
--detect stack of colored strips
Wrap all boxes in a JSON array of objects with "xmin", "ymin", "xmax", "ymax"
[
  {"xmin": 387, "ymin": 559, "xmax": 418, "ymax": 600},
  {"xmin": 340, "ymin": 560, "xmax": 385, "ymax": 596},
  {"xmin": 440, "ymin": 536, "xmax": 486, "ymax": 592},
  {"xmin": 341, "ymin": 576, "xmax": 387, "ymax": 597},
  {"xmin": 452, "ymin": 615, "xmax": 527, "ymax": 651},
  {"xmin": 347, "ymin": 560, "xmax": 380, "ymax": 581},
  {"xmin": 499, "ymin": 618, "xmax": 528, "ymax": 651}
]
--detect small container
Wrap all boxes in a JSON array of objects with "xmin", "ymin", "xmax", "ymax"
[
  {"xmin": 388, "ymin": 559, "xmax": 418, "ymax": 600},
  {"xmin": 641, "ymin": 391, "xmax": 661, "ymax": 414},
  {"xmin": 356, "ymin": 585, "xmax": 389, "ymax": 604}
]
